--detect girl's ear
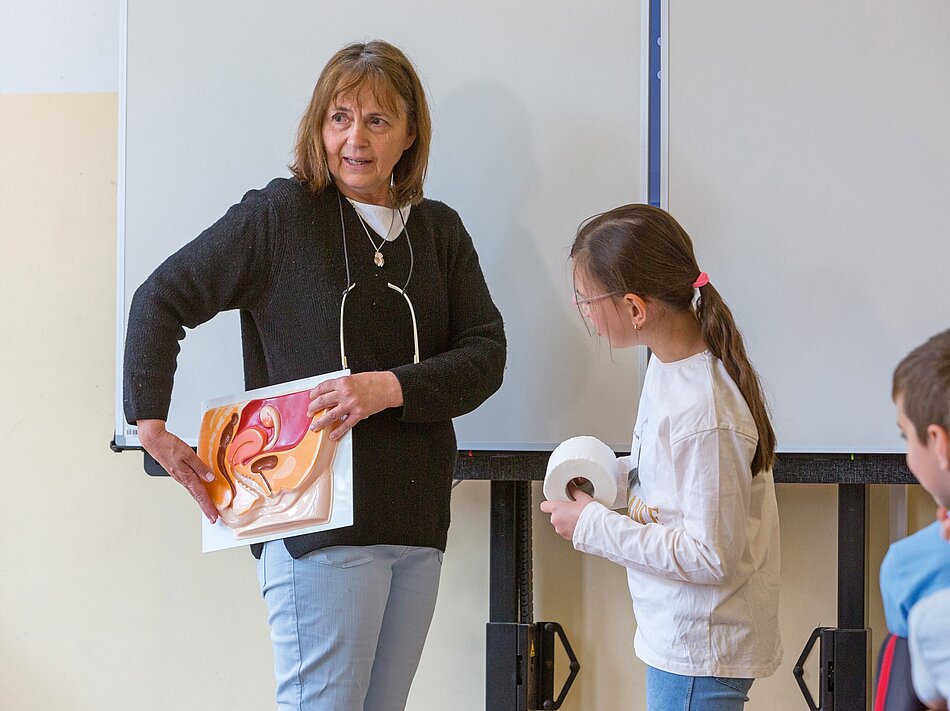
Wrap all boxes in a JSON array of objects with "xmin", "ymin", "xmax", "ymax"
[
  {"xmin": 927, "ymin": 424, "xmax": 950, "ymax": 472},
  {"xmin": 622, "ymin": 293, "xmax": 648, "ymax": 330}
]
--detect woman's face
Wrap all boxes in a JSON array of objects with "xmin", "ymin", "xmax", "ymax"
[{"xmin": 322, "ymin": 84, "xmax": 415, "ymax": 206}]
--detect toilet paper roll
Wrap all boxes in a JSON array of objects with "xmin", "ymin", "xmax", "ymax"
[{"xmin": 544, "ymin": 436, "xmax": 626, "ymax": 509}]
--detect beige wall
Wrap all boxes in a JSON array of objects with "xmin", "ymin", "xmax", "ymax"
[{"xmin": 0, "ymin": 92, "xmax": 926, "ymax": 710}]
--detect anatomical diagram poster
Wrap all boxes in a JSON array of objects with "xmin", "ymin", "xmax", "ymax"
[{"xmin": 198, "ymin": 370, "xmax": 353, "ymax": 552}]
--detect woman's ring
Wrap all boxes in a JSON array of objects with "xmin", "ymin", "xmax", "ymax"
[{"xmin": 340, "ymin": 413, "xmax": 349, "ymax": 422}]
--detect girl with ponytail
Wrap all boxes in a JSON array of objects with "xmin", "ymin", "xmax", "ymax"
[{"xmin": 541, "ymin": 204, "xmax": 783, "ymax": 710}]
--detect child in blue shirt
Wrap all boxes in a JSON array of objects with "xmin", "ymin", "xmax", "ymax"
[{"xmin": 877, "ymin": 329, "xmax": 950, "ymax": 711}]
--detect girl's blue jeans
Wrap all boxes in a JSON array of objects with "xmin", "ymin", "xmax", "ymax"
[{"xmin": 646, "ymin": 666, "xmax": 754, "ymax": 710}]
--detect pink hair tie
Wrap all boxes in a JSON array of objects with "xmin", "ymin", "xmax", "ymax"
[{"xmin": 692, "ymin": 272, "xmax": 709, "ymax": 288}]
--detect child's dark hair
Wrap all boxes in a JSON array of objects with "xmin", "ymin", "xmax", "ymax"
[
  {"xmin": 892, "ymin": 329, "xmax": 950, "ymax": 442},
  {"xmin": 571, "ymin": 204, "xmax": 776, "ymax": 475}
]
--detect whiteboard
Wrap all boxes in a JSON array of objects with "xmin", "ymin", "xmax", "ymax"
[
  {"xmin": 664, "ymin": 0, "xmax": 950, "ymax": 453},
  {"xmin": 115, "ymin": 0, "xmax": 646, "ymax": 451}
]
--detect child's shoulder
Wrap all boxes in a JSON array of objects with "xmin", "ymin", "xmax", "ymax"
[
  {"xmin": 881, "ymin": 520, "xmax": 950, "ymax": 637},
  {"xmin": 883, "ymin": 520, "xmax": 950, "ymax": 575},
  {"xmin": 654, "ymin": 352, "xmax": 757, "ymax": 442}
]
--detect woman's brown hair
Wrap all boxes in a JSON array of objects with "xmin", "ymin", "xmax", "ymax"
[
  {"xmin": 290, "ymin": 40, "xmax": 431, "ymax": 206},
  {"xmin": 571, "ymin": 204, "xmax": 777, "ymax": 475}
]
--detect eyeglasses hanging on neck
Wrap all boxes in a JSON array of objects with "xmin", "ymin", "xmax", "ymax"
[{"xmin": 337, "ymin": 193, "xmax": 419, "ymax": 369}]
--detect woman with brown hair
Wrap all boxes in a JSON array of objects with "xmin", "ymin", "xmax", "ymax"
[
  {"xmin": 124, "ymin": 40, "xmax": 505, "ymax": 710},
  {"xmin": 540, "ymin": 204, "xmax": 781, "ymax": 710}
]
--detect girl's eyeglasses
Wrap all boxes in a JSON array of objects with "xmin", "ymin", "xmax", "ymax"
[{"xmin": 572, "ymin": 290, "xmax": 619, "ymax": 313}]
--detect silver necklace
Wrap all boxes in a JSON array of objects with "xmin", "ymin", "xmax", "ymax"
[
  {"xmin": 356, "ymin": 210, "xmax": 396, "ymax": 269},
  {"xmin": 337, "ymin": 192, "xmax": 418, "ymax": 368},
  {"xmin": 338, "ymin": 192, "xmax": 413, "ymax": 286}
]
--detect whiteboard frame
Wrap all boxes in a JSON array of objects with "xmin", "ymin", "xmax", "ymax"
[
  {"xmin": 114, "ymin": 0, "xmax": 130, "ymax": 447},
  {"xmin": 112, "ymin": 0, "xmax": 652, "ymax": 452}
]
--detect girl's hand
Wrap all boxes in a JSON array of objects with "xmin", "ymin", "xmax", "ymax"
[
  {"xmin": 540, "ymin": 485, "xmax": 595, "ymax": 541},
  {"xmin": 137, "ymin": 419, "xmax": 219, "ymax": 523},
  {"xmin": 938, "ymin": 506, "xmax": 949, "ymax": 542},
  {"xmin": 307, "ymin": 371, "xmax": 404, "ymax": 440}
]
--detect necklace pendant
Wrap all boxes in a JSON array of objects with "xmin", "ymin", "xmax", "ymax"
[{"xmin": 374, "ymin": 251, "xmax": 385, "ymax": 268}]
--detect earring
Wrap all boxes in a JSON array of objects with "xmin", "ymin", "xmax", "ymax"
[{"xmin": 633, "ymin": 323, "xmax": 640, "ymax": 331}]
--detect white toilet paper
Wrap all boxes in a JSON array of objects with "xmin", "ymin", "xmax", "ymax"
[{"xmin": 544, "ymin": 436, "xmax": 626, "ymax": 509}]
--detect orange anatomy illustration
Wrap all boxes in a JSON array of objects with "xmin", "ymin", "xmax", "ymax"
[{"xmin": 198, "ymin": 390, "xmax": 338, "ymax": 539}]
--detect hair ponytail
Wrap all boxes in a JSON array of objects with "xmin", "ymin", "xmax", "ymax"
[
  {"xmin": 695, "ymin": 283, "xmax": 776, "ymax": 474},
  {"xmin": 572, "ymin": 204, "xmax": 776, "ymax": 475}
]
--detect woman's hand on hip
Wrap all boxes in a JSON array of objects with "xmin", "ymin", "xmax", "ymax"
[
  {"xmin": 307, "ymin": 371, "xmax": 404, "ymax": 440},
  {"xmin": 137, "ymin": 419, "xmax": 219, "ymax": 523},
  {"xmin": 540, "ymin": 488, "xmax": 595, "ymax": 541}
]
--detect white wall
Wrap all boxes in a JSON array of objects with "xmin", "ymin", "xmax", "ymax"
[{"xmin": 0, "ymin": 0, "xmax": 118, "ymax": 92}]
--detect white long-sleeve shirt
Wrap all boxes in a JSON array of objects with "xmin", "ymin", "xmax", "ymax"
[{"xmin": 573, "ymin": 350, "xmax": 783, "ymax": 678}]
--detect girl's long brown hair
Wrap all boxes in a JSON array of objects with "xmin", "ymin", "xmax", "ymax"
[{"xmin": 571, "ymin": 204, "xmax": 776, "ymax": 475}]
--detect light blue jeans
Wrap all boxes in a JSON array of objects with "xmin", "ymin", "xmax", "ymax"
[
  {"xmin": 646, "ymin": 666, "xmax": 754, "ymax": 711},
  {"xmin": 257, "ymin": 541, "xmax": 443, "ymax": 711}
]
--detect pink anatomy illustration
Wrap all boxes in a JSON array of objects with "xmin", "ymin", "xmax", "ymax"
[{"xmin": 198, "ymin": 389, "xmax": 338, "ymax": 539}]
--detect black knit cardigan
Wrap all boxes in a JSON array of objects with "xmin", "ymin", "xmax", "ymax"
[{"xmin": 124, "ymin": 178, "xmax": 506, "ymax": 557}]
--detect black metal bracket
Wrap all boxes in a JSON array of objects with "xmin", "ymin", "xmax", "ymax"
[
  {"xmin": 793, "ymin": 626, "xmax": 869, "ymax": 711},
  {"xmin": 537, "ymin": 621, "xmax": 580, "ymax": 710},
  {"xmin": 486, "ymin": 621, "xmax": 580, "ymax": 710},
  {"xmin": 793, "ymin": 626, "xmax": 832, "ymax": 711},
  {"xmin": 142, "ymin": 450, "xmax": 172, "ymax": 477}
]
